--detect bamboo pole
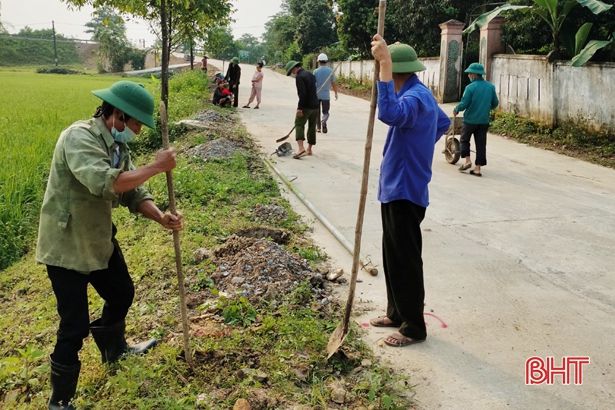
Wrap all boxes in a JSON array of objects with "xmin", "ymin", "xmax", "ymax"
[{"xmin": 159, "ymin": 101, "xmax": 193, "ymax": 366}]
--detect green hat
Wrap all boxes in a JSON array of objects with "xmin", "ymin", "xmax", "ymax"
[
  {"xmin": 285, "ymin": 60, "xmax": 301, "ymax": 76},
  {"xmin": 388, "ymin": 43, "xmax": 425, "ymax": 73},
  {"xmin": 92, "ymin": 81, "xmax": 156, "ymax": 129},
  {"xmin": 231, "ymin": 57, "xmax": 239, "ymax": 64},
  {"xmin": 465, "ymin": 63, "xmax": 486, "ymax": 75}
]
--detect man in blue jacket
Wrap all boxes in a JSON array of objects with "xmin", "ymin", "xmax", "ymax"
[
  {"xmin": 454, "ymin": 63, "xmax": 499, "ymax": 177},
  {"xmin": 369, "ymin": 36, "xmax": 451, "ymax": 347}
]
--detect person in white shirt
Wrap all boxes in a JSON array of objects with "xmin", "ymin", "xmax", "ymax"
[{"xmin": 243, "ymin": 61, "xmax": 265, "ymax": 109}]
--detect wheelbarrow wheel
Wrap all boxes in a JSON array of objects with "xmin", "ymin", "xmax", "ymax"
[{"xmin": 445, "ymin": 137, "xmax": 460, "ymax": 164}]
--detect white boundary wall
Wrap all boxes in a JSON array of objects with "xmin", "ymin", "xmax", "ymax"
[
  {"xmin": 492, "ymin": 54, "xmax": 615, "ymax": 131},
  {"xmin": 331, "ymin": 57, "xmax": 441, "ymax": 95}
]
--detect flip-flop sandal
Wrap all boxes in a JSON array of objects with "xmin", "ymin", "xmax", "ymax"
[
  {"xmin": 254, "ymin": 107, "xmax": 259, "ymax": 109},
  {"xmin": 470, "ymin": 170, "xmax": 482, "ymax": 177},
  {"xmin": 383, "ymin": 332, "xmax": 425, "ymax": 347},
  {"xmin": 306, "ymin": 151, "xmax": 312, "ymax": 156},
  {"xmin": 458, "ymin": 163, "xmax": 471, "ymax": 171},
  {"xmin": 369, "ymin": 316, "xmax": 400, "ymax": 328},
  {"xmin": 242, "ymin": 105, "xmax": 250, "ymax": 108},
  {"xmin": 292, "ymin": 150, "xmax": 306, "ymax": 159}
]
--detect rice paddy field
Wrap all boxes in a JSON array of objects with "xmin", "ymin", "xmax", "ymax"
[{"xmin": 0, "ymin": 69, "xmax": 155, "ymax": 269}]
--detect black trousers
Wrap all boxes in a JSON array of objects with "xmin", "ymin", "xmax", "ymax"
[
  {"xmin": 47, "ymin": 234, "xmax": 134, "ymax": 366},
  {"xmin": 231, "ymin": 82, "xmax": 239, "ymax": 107},
  {"xmin": 317, "ymin": 99, "xmax": 331, "ymax": 128},
  {"xmin": 460, "ymin": 123, "xmax": 489, "ymax": 166},
  {"xmin": 381, "ymin": 200, "xmax": 427, "ymax": 340}
]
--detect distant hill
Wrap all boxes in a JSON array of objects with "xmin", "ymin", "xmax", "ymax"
[{"xmin": 0, "ymin": 35, "xmax": 83, "ymax": 66}]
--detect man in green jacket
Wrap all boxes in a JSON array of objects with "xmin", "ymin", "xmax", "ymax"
[
  {"xmin": 36, "ymin": 81, "xmax": 183, "ymax": 409},
  {"xmin": 453, "ymin": 63, "xmax": 499, "ymax": 177}
]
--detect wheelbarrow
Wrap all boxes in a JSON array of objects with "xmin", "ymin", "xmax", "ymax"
[{"xmin": 443, "ymin": 116, "xmax": 463, "ymax": 164}]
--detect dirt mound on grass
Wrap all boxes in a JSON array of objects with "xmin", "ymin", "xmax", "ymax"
[
  {"xmin": 210, "ymin": 236, "xmax": 332, "ymax": 305},
  {"xmin": 252, "ymin": 203, "xmax": 288, "ymax": 222},
  {"xmin": 186, "ymin": 137, "xmax": 245, "ymax": 161}
]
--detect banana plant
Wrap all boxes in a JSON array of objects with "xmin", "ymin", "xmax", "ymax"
[{"xmin": 463, "ymin": 0, "xmax": 613, "ymax": 66}]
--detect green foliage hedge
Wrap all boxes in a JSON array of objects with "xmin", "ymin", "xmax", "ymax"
[{"xmin": 36, "ymin": 67, "xmax": 82, "ymax": 74}]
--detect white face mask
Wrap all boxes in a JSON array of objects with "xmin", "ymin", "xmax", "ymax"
[
  {"xmin": 111, "ymin": 116, "xmax": 137, "ymax": 144},
  {"xmin": 290, "ymin": 73, "xmax": 297, "ymax": 78}
]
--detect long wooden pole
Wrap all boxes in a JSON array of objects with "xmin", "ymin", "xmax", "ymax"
[
  {"xmin": 327, "ymin": 0, "xmax": 387, "ymax": 358},
  {"xmin": 159, "ymin": 101, "xmax": 193, "ymax": 366}
]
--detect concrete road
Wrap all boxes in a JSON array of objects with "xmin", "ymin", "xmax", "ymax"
[{"xmin": 209, "ymin": 60, "xmax": 615, "ymax": 410}]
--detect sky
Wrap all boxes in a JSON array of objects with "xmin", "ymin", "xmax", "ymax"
[{"xmin": 1, "ymin": 0, "xmax": 283, "ymax": 48}]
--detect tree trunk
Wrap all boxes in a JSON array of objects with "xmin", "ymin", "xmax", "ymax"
[
  {"xmin": 190, "ymin": 41, "xmax": 194, "ymax": 70},
  {"xmin": 161, "ymin": 0, "xmax": 169, "ymax": 110}
]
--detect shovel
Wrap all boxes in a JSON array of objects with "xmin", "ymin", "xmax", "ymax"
[
  {"xmin": 276, "ymin": 125, "xmax": 296, "ymax": 143},
  {"xmin": 159, "ymin": 101, "xmax": 193, "ymax": 367},
  {"xmin": 327, "ymin": 0, "xmax": 387, "ymax": 359}
]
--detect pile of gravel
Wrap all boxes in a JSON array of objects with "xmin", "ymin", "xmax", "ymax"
[
  {"xmin": 210, "ymin": 236, "xmax": 331, "ymax": 305},
  {"xmin": 186, "ymin": 137, "xmax": 244, "ymax": 161},
  {"xmin": 252, "ymin": 204, "xmax": 288, "ymax": 222},
  {"xmin": 195, "ymin": 110, "xmax": 224, "ymax": 122}
]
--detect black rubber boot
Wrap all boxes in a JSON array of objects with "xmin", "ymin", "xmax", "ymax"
[
  {"xmin": 48, "ymin": 355, "xmax": 80, "ymax": 410},
  {"xmin": 90, "ymin": 319, "xmax": 157, "ymax": 364}
]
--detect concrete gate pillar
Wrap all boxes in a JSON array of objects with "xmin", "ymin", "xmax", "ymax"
[
  {"xmin": 438, "ymin": 19, "xmax": 465, "ymax": 103},
  {"xmin": 479, "ymin": 16, "xmax": 505, "ymax": 81}
]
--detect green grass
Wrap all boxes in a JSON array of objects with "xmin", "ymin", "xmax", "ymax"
[
  {"xmin": 490, "ymin": 111, "xmax": 615, "ymax": 168},
  {"xmin": 0, "ymin": 68, "xmax": 415, "ymax": 409},
  {"xmin": 0, "ymin": 72, "xmax": 155, "ymax": 269}
]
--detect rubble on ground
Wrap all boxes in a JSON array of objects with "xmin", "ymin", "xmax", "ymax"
[
  {"xmin": 176, "ymin": 110, "xmax": 227, "ymax": 130},
  {"xmin": 195, "ymin": 110, "xmax": 224, "ymax": 122},
  {"xmin": 211, "ymin": 236, "xmax": 324, "ymax": 304},
  {"xmin": 252, "ymin": 203, "xmax": 288, "ymax": 222},
  {"xmin": 186, "ymin": 137, "xmax": 245, "ymax": 161}
]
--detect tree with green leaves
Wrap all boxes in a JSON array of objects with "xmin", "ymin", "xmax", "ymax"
[
  {"xmin": 335, "ymin": 0, "xmax": 380, "ymax": 57},
  {"xmin": 387, "ymin": 0, "xmax": 485, "ymax": 56},
  {"xmin": 262, "ymin": 11, "xmax": 297, "ymax": 64},
  {"xmin": 335, "ymin": 0, "xmax": 405, "ymax": 58},
  {"xmin": 0, "ymin": 1, "xmax": 5, "ymax": 35},
  {"xmin": 18, "ymin": 27, "xmax": 65, "ymax": 39},
  {"xmin": 63, "ymin": 0, "xmax": 232, "ymax": 107},
  {"xmin": 204, "ymin": 25, "xmax": 239, "ymax": 60},
  {"xmin": 296, "ymin": 0, "xmax": 338, "ymax": 54},
  {"xmin": 236, "ymin": 34, "xmax": 265, "ymax": 63},
  {"xmin": 464, "ymin": 0, "xmax": 613, "ymax": 66},
  {"xmin": 85, "ymin": 7, "xmax": 132, "ymax": 72}
]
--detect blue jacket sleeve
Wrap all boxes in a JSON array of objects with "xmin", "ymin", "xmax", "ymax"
[
  {"xmin": 377, "ymin": 80, "xmax": 417, "ymax": 129},
  {"xmin": 436, "ymin": 107, "xmax": 451, "ymax": 142}
]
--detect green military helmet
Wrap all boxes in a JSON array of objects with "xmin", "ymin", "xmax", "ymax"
[
  {"xmin": 285, "ymin": 60, "xmax": 301, "ymax": 76},
  {"xmin": 231, "ymin": 57, "xmax": 239, "ymax": 64},
  {"xmin": 465, "ymin": 62, "xmax": 486, "ymax": 75},
  {"xmin": 91, "ymin": 81, "xmax": 156, "ymax": 129},
  {"xmin": 388, "ymin": 42, "xmax": 426, "ymax": 73}
]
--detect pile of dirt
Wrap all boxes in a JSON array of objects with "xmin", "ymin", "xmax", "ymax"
[
  {"xmin": 208, "ymin": 236, "xmax": 332, "ymax": 305},
  {"xmin": 194, "ymin": 110, "xmax": 225, "ymax": 123},
  {"xmin": 252, "ymin": 203, "xmax": 288, "ymax": 222},
  {"xmin": 186, "ymin": 137, "xmax": 245, "ymax": 161}
]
